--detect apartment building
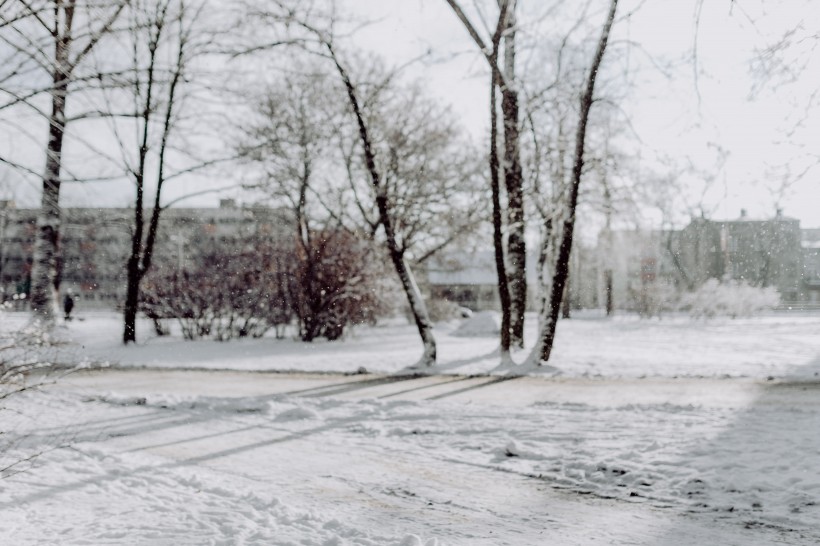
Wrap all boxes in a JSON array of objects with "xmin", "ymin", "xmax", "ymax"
[{"xmin": 0, "ymin": 199, "xmax": 289, "ymax": 306}]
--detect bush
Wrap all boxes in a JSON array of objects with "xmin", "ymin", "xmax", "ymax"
[
  {"xmin": 426, "ymin": 299, "xmax": 467, "ymax": 322},
  {"xmin": 140, "ymin": 231, "xmax": 393, "ymax": 341},
  {"xmin": 141, "ymin": 242, "xmax": 293, "ymax": 341},
  {"xmin": 291, "ymin": 230, "xmax": 392, "ymax": 341},
  {"xmin": 1, "ymin": 305, "xmax": 67, "ymax": 478},
  {"xmin": 629, "ymin": 281, "xmax": 680, "ymax": 318},
  {"xmin": 678, "ymin": 279, "xmax": 780, "ymax": 318}
]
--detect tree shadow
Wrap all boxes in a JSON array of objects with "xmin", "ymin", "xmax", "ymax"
[
  {"xmin": 0, "ymin": 399, "xmax": 373, "ymax": 509},
  {"xmin": 397, "ymin": 348, "xmax": 502, "ymax": 376},
  {"xmin": 378, "ymin": 376, "xmax": 474, "ymax": 399},
  {"xmin": 424, "ymin": 375, "xmax": 521, "ymax": 401}
]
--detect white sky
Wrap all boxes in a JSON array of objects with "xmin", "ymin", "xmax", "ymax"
[
  {"xmin": 3, "ymin": 0, "xmax": 818, "ymax": 228},
  {"xmin": 342, "ymin": 0, "xmax": 820, "ymax": 227}
]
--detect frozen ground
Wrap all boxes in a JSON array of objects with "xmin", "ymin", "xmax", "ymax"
[{"xmin": 2, "ymin": 310, "xmax": 820, "ymax": 544}]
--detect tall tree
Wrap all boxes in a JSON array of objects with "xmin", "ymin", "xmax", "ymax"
[
  {"xmin": 444, "ymin": 0, "xmax": 528, "ymax": 350},
  {"xmin": 0, "ymin": 0, "xmax": 128, "ymax": 324},
  {"xmin": 326, "ymin": 44, "xmax": 438, "ymax": 365},
  {"xmin": 119, "ymin": 0, "xmax": 206, "ymax": 343},
  {"xmin": 528, "ymin": 0, "xmax": 619, "ymax": 365},
  {"xmin": 239, "ymin": 70, "xmax": 346, "ymax": 341}
]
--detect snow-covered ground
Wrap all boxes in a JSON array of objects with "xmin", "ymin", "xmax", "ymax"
[
  {"xmin": 52, "ymin": 310, "xmax": 820, "ymax": 379},
  {"xmin": 2, "ymin": 310, "xmax": 820, "ymax": 544}
]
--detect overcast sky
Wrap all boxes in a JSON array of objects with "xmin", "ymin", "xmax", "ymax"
[
  {"xmin": 3, "ymin": 0, "xmax": 818, "ymax": 228},
  {"xmin": 342, "ymin": 0, "xmax": 820, "ymax": 227}
]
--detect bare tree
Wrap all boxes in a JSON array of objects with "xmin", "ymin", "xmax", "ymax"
[
  {"xmin": 239, "ymin": 70, "xmax": 389, "ymax": 341},
  {"xmin": 325, "ymin": 45, "xmax": 440, "ymax": 365},
  {"xmin": 241, "ymin": 1, "xmax": 494, "ymax": 364},
  {"xmin": 528, "ymin": 0, "xmax": 619, "ymax": 365},
  {"xmin": 0, "ymin": 0, "xmax": 129, "ymax": 324},
  {"xmin": 337, "ymin": 75, "xmax": 486, "ymax": 268},
  {"xmin": 115, "ymin": 0, "xmax": 210, "ymax": 343}
]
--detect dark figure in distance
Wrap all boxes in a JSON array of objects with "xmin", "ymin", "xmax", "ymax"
[{"xmin": 63, "ymin": 293, "xmax": 75, "ymax": 321}]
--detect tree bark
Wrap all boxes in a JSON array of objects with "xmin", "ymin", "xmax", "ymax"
[
  {"xmin": 562, "ymin": 273, "xmax": 571, "ymax": 319},
  {"xmin": 123, "ymin": 257, "xmax": 141, "ymax": 343},
  {"xmin": 531, "ymin": 0, "xmax": 619, "ymax": 364},
  {"xmin": 500, "ymin": 6, "xmax": 527, "ymax": 349},
  {"xmin": 490, "ymin": 32, "xmax": 511, "ymax": 358},
  {"xmin": 605, "ymin": 269, "xmax": 614, "ymax": 316},
  {"xmin": 491, "ymin": 75, "xmax": 511, "ymax": 356},
  {"xmin": 29, "ymin": 42, "xmax": 71, "ymax": 324}
]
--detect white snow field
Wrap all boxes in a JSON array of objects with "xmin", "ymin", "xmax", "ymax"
[{"xmin": 2, "ymin": 311, "xmax": 820, "ymax": 544}]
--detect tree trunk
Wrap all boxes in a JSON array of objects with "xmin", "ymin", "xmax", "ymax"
[
  {"xmin": 123, "ymin": 258, "xmax": 141, "ymax": 343},
  {"xmin": 605, "ymin": 269, "xmax": 614, "ymax": 316},
  {"xmin": 388, "ymin": 248, "xmax": 437, "ymax": 364},
  {"xmin": 328, "ymin": 43, "xmax": 436, "ymax": 365},
  {"xmin": 530, "ymin": 0, "xmax": 618, "ymax": 365},
  {"xmin": 500, "ymin": 10, "xmax": 526, "ymax": 349},
  {"xmin": 490, "ymin": 68, "xmax": 511, "ymax": 357},
  {"xmin": 29, "ymin": 68, "xmax": 69, "ymax": 324},
  {"xmin": 562, "ymin": 274, "xmax": 571, "ymax": 319}
]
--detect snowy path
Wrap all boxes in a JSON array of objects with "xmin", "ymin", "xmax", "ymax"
[{"xmin": 2, "ymin": 369, "xmax": 820, "ymax": 544}]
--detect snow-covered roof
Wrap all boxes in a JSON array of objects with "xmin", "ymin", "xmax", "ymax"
[{"xmin": 427, "ymin": 251, "xmax": 537, "ymax": 286}]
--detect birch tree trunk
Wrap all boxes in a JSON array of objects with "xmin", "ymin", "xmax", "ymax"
[
  {"xmin": 500, "ymin": 5, "xmax": 527, "ymax": 349},
  {"xmin": 444, "ymin": 0, "xmax": 514, "ymax": 359},
  {"xmin": 16, "ymin": 1, "xmax": 128, "ymax": 325},
  {"xmin": 490, "ymin": 71, "xmax": 511, "ymax": 358},
  {"xmin": 29, "ymin": 37, "xmax": 71, "ymax": 324}
]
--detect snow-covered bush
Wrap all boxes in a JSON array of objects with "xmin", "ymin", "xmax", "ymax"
[
  {"xmin": 1, "ymin": 306, "xmax": 63, "ymax": 478},
  {"xmin": 451, "ymin": 311, "xmax": 500, "ymax": 337},
  {"xmin": 0, "ymin": 306, "xmax": 55, "ymax": 396},
  {"xmin": 678, "ymin": 279, "xmax": 780, "ymax": 318},
  {"xmin": 426, "ymin": 299, "xmax": 466, "ymax": 322}
]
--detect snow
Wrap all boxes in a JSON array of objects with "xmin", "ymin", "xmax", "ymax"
[
  {"xmin": 39, "ymin": 310, "xmax": 820, "ymax": 380},
  {"xmin": 3, "ymin": 310, "xmax": 820, "ymax": 544},
  {"xmin": 450, "ymin": 311, "xmax": 500, "ymax": 337}
]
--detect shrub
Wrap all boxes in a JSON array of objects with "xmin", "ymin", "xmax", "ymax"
[
  {"xmin": 678, "ymin": 279, "xmax": 780, "ymax": 318},
  {"xmin": 140, "ymin": 231, "xmax": 393, "ymax": 341},
  {"xmin": 291, "ymin": 230, "xmax": 392, "ymax": 341},
  {"xmin": 141, "ymin": 242, "xmax": 293, "ymax": 341}
]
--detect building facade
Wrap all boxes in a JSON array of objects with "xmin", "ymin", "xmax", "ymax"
[
  {"xmin": 0, "ymin": 200, "xmax": 290, "ymax": 307},
  {"xmin": 601, "ymin": 211, "xmax": 815, "ymax": 310}
]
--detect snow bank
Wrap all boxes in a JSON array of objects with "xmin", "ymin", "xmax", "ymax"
[{"xmin": 450, "ymin": 311, "xmax": 499, "ymax": 337}]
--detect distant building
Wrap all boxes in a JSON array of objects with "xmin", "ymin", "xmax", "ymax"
[
  {"xmin": 672, "ymin": 210, "xmax": 802, "ymax": 301},
  {"xmin": 426, "ymin": 252, "xmax": 502, "ymax": 311},
  {"xmin": 599, "ymin": 210, "xmax": 814, "ymax": 310},
  {"xmin": 421, "ymin": 209, "xmax": 819, "ymax": 314},
  {"xmin": 801, "ymin": 228, "xmax": 820, "ymax": 304},
  {"xmin": 425, "ymin": 245, "xmax": 598, "ymax": 312},
  {"xmin": 0, "ymin": 200, "xmax": 290, "ymax": 307}
]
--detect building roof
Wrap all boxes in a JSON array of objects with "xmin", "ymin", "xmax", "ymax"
[{"xmin": 427, "ymin": 251, "xmax": 538, "ymax": 286}]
